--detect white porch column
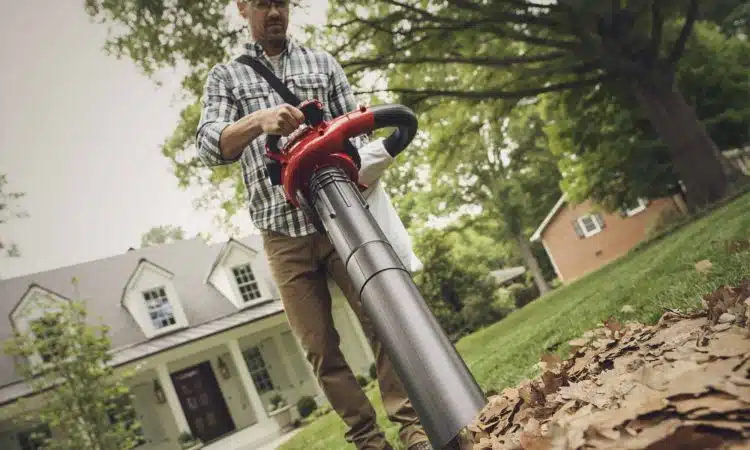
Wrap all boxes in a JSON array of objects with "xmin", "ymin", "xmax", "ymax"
[
  {"xmin": 155, "ymin": 363, "xmax": 190, "ymax": 435},
  {"xmin": 227, "ymin": 339, "xmax": 269, "ymax": 423}
]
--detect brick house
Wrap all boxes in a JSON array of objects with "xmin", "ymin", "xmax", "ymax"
[{"xmin": 529, "ymin": 195, "xmax": 687, "ymax": 283}]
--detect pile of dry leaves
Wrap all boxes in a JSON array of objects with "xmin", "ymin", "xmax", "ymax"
[{"xmin": 467, "ymin": 279, "xmax": 750, "ymax": 449}]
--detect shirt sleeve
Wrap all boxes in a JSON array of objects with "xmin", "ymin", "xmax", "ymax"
[
  {"xmin": 196, "ymin": 65, "xmax": 242, "ymax": 166},
  {"xmin": 326, "ymin": 52, "xmax": 369, "ymax": 150}
]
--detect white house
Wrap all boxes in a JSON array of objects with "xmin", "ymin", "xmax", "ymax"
[{"xmin": 0, "ymin": 235, "xmax": 375, "ymax": 450}]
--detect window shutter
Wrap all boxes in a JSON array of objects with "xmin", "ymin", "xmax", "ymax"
[
  {"xmin": 593, "ymin": 213, "xmax": 606, "ymax": 229},
  {"xmin": 572, "ymin": 219, "xmax": 585, "ymax": 238}
]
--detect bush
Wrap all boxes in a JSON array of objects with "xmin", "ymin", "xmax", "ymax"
[
  {"xmin": 296, "ymin": 395, "xmax": 318, "ymax": 419},
  {"xmin": 461, "ymin": 294, "xmax": 508, "ymax": 332},
  {"xmin": 492, "ymin": 288, "xmax": 515, "ymax": 311},
  {"xmin": 508, "ymin": 282, "xmax": 540, "ymax": 308},
  {"xmin": 356, "ymin": 374, "xmax": 369, "ymax": 387},
  {"xmin": 645, "ymin": 205, "xmax": 689, "ymax": 239},
  {"xmin": 369, "ymin": 362, "xmax": 377, "ymax": 380}
]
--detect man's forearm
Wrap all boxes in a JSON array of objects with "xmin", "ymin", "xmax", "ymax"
[{"xmin": 218, "ymin": 111, "xmax": 265, "ymax": 161}]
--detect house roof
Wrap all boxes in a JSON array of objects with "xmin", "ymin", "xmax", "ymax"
[
  {"xmin": 203, "ymin": 238, "xmax": 259, "ymax": 285},
  {"xmin": 0, "ymin": 234, "xmax": 276, "ymax": 392},
  {"xmin": 530, "ymin": 195, "xmax": 567, "ymax": 242},
  {"xmin": 0, "ymin": 300, "xmax": 283, "ymax": 407},
  {"xmin": 489, "ymin": 266, "xmax": 527, "ymax": 285}
]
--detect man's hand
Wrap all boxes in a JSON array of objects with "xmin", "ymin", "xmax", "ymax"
[{"xmin": 259, "ymin": 104, "xmax": 306, "ymax": 136}]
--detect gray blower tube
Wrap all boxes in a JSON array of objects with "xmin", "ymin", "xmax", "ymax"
[{"xmin": 309, "ymin": 166, "xmax": 487, "ymax": 449}]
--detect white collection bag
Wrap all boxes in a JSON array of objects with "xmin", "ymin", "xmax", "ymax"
[{"xmin": 357, "ymin": 139, "xmax": 424, "ymax": 273}]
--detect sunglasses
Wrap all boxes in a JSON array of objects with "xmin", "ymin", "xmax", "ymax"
[{"xmin": 250, "ymin": 0, "xmax": 290, "ymax": 10}]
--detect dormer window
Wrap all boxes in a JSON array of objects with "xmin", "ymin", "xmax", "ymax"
[
  {"xmin": 205, "ymin": 238, "xmax": 273, "ymax": 309},
  {"xmin": 32, "ymin": 315, "xmax": 67, "ymax": 363},
  {"xmin": 231, "ymin": 264, "xmax": 262, "ymax": 303},
  {"xmin": 142, "ymin": 286, "xmax": 177, "ymax": 329},
  {"xmin": 121, "ymin": 259, "xmax": 188, "ymax": 338}
]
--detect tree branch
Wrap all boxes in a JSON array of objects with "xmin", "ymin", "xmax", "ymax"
[
  {"xmin": 647, "ymin": 0, "xmax": 663, "ymax": 65},
  {"xmin": 342, "ymin": 52, "xmax": 567, "ymax": 70},
  {"xmin": 668, "ymin": 0, "xmax": 699, "ymax": 66},
  {"xmin": 354, "ymin": 75, "xmax": 611, "ymax": 100}
]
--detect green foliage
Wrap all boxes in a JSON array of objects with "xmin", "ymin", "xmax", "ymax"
[
  {"xmin": 269, "ymin": 393, "xmax": 286, "ymax": 410},
  {"xmin": 368, "ymin": 362, "xmax": 376, "ymax": 381},
  {"xmin": 543, "ymin": 21, "xmax": 750, "ymax": 211},
  {"xmin": 140, "ymin": 224, "xmax": 187, "ymax": 248},
  {"xmin": 412, "ymin": 228, "xmax": 505, "ymax": 339},
  {"xmin": 296, "ymin": 395, "xmax": 318, "ymax": 419},
  {"xmin": 177, "ymin": 431, "xmax": 200, "ymax": 449},
  {"xmin": 355, "ymin": 374, "xmax": 369, "ymax": 387},
  {"xmin": 645, "ymin": 206, "xmax": 690, "ymax": 239},
  {"xmin": 3, "ymin": 295, "xmax": 144, "ymax": 450},
  {"xmin": 0, "ymin": 173, "xmax": 27, "ymax": 259},
  {"xmin": 506, "ymin": 283, "xmax": 541, "ymax": 309}
]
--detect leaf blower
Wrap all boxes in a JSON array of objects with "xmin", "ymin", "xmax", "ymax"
[{"xmin": 235, "ymin": 54, "xmax": 487, "ymax": 450}]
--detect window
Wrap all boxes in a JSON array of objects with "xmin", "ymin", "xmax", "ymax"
[
  {"xmin": 623, "ymin": 198, "xmax": 648, "ymax": 217},
  {"xmin": 574, "ymin": 213, "xmax": 604, "ymax": 238},
  {"xmin": 31, "ymin": 314, "xmax": 66, "ymax": 363},
  {"xmin": 232, "ymin": 264, "xmax": 262, "ymax": 303},
  {"xmin": 142, "ymin": 287, "xmax": 176, "ymax": 329},
  {"xmin": 18, "ymin": 424, "xmax": 50, "ymax": 450},
  {"xmin": 244, "ymin": 347, "xmax": 274, "ymax": 394}
]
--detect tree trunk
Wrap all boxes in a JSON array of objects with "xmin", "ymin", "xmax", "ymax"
[
  {"xmin": 632, "ymin": 82, "xmax": 732, "ymax": 209},
  {"xmin": 515, "ymin": 233, "xmax": 551, "ymax": 295}
]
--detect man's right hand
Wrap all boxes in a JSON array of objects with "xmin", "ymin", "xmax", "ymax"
[{"xmin": 259, "ymin": 104, "xmax": 306, "ymax": 136}]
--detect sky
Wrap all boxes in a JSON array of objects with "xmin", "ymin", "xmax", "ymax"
[{"xmin": 0, "ymin": 1, "xmax": 327, "ymax": 279}]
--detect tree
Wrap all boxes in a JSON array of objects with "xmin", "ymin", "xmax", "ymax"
[
  {"xmin": 3, "ymin": 292, "xmax": 144, "ymax": 450},
  {"xmin": 411, "ymin": 227, "xmax": 506, "ymax": 339},
  {"xmin": 399, "ymin": 96, "xmax": 560, "ymax": 295},
  {"xmin": 0, "ymin": 173, "xmax": 27, "ymax": 258},
  {"xmin": 83, "ymin": 0, "xmax": 317, "ymax": 230},
  {"xmin": 317, "ymin": 0, "xmax": 745, "ymax": 210},
  {"xmin": 701, "ymin": 0, "xmax": 750, "ymax": 37},
  {"xmin": 543, "ymin": 21, "xmax": 750, "ymax": 210},
  {"xmin": 140, "ymin": 224, "xmax": 187, "ymax": 248}
]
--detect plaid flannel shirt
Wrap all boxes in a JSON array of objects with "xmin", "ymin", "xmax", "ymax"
[{"xmin": 196, "ymin": 39, "xmax": 366, "ymax": 237}]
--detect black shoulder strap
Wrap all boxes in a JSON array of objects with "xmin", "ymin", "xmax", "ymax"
[{"xmin": 235, "ymin": 54, "xmax": 301, "ymax": 106}]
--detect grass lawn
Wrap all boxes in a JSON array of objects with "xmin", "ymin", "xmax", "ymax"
[{"xmin": 279, "ymin": 192, "xmax": 750, "ymax": 450}]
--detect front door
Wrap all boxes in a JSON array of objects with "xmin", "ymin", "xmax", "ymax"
[{"xmin": 171, "ymin": 361, "xmax": 236, "ymax": 443}]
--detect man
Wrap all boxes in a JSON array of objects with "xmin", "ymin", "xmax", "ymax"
[{"xmin": 195, "ymin": 1, "xmax": 431, "ymax": 449}]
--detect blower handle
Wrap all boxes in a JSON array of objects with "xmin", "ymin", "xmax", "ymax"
[
  {"xmin": 266, "ymin": 103, "xmax": 418, "ymax": 158},
  {"xmin": 370, "ymin": 104, "xmax": 419, "ymax": 157}
]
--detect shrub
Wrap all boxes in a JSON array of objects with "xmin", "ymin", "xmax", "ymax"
[
  {"xmin": 369, "ymin": 362, "xmax": 377, "ymax": 380},
  {"xmin": 461, "ymin": 294, "xmax": 508, "ymax": 332},
  {"xmin": 492, "ymin": 288, "xmax": 515, "ymax": 311},
  {"xmin": 645, "ymin": 205, "xmax": 689, "ymax": 239},
  {"xmin": 508, "ymin": 282, "xmax": 540, "ymax": 308},
  {"xmin": 296, "ymin": 396, "xmax": 317, "ymax": 419},
  {"xmin": 356, "ymin": 374, "xmax": 369, "ymax": 387}
]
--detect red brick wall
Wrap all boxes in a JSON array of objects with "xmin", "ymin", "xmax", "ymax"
[{"xmin": 540, "ymin": 197, "xmax": 681, "ymax": 283}]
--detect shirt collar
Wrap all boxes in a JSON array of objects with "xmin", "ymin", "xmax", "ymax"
[{"xmin": 244, "ymin": 37, "xmax": 296, "ymax": 59}]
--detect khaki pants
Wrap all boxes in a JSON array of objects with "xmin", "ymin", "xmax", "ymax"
[{"xmin": 261, "ymin": 229, "xmax": 428, "ymax": 450}]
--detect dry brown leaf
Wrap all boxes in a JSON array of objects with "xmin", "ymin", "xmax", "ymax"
[
  {"xmin": 466, "ymin": 279, "xmax": 750, "ymax": 450},
  {"xmin": 707, "ymin": 330, "xmax": 750, "ymax": 358}
]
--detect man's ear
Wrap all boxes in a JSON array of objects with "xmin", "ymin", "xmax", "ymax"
[{"xmin": 236, "ymin": 0, "xmax": 248, "ymax": 19}]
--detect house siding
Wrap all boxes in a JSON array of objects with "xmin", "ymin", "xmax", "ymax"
[{"xmin": 541, "ymin": 197, "xmax": 681, "ymax": 283}]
